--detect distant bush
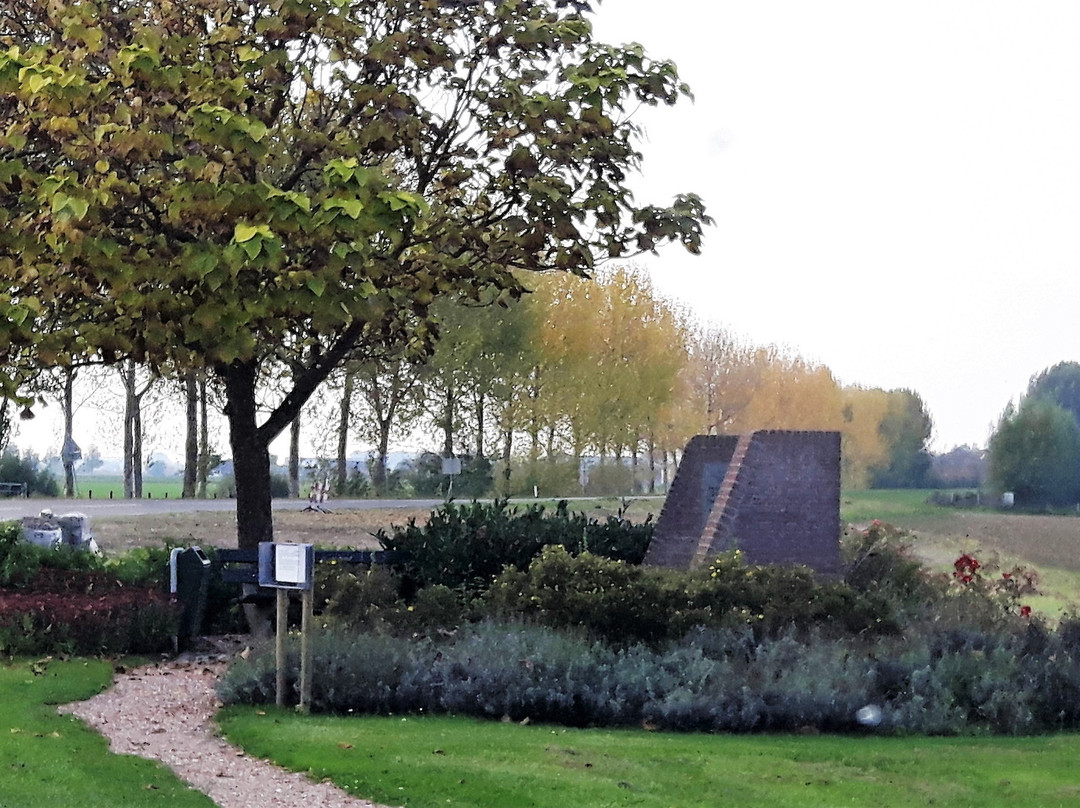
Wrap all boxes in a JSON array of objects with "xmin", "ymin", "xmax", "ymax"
[
  {"xmin": 211, "ymin": 473, "xmax": 290, "ymax": 499},
  {"xmin": 582, "ymin": 462, "xmax": 636, "ymax": 497},
  {"xmin": 0, "ymin": 450, "xmax": 58, "ymax": 496},
  {"xmin": 334, "ymin": 469, "xmax": 371, "ymax": 498},
  {"xmin": 496, "ymin": 457, "xmax": 580, "ymax": 498},
  {"xmin": 398, "ymin": 452, "xmax": 493, "ymax": 498}
]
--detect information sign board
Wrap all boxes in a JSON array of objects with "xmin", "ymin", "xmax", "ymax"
[{"xmin": 258, "ymin": 542, "xmax": 314, "ymax": 590}]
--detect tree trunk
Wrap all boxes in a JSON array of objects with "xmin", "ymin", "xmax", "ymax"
[
  {"xmin": 647, "ymin": 433, "xmax": 656, "ymax": 494},
  {"xmin": 502, "ymin": 428, "xmax": 513, "ymax": 482},
  {"xmin": 442, "ymin": 381, "xmax": 454, "ymax": 458},
  {"xmin": 288, "ymin": 415, "xmax": 301, "ymax": 498},
  {"xmin": 222, "ymin": 361, "xmax": 274, "ymax": 551},
  {"xmin": 372, "ymin": 417, "xmax": 391, "ymax": 494},
  {"xmin": 475, "ymin": 390, "xmax": 485, "ymax": 458},
  {"xmin": 62, "ymin": 369, "xmax": 76, "ymax": 498},
  {"xmin": 197, "ymin": 374, "xmax": 209, "ymax": 498},
  {"xmin": 336, "ymin": 369, "xmax": 354, "ymax": 492},
  {"xmin": 0, "ymin": 397, "xmax": 10, "ymax": 456},
  {"xmin": 133, "ymin": 404, "xmax": 143, "ymax": 498},
  {"xmin": 123, "ymin": 375, "xmax": 134, "ymax": 498},
  {"xmin": 183, "ymin": 371, "xmax": 198, "ymax": 497}
]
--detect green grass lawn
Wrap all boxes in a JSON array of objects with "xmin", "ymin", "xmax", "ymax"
[
  {"xmin": 839, "ymin": 488, "xmax": 951, "ymax": 524},
  {"xmin": 75, "ymin": 475, "xmax": 199, "ymax": 501},
  {"xmin": 0, "ymin": 659, "xmax": 214, "ymax": 808},
  {"xmin": 218, "ymin": 709, "xmax": 1080, "ymax": 808}
]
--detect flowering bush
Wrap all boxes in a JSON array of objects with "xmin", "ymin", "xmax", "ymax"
[
  {"xmin": 953, "ymin": 553, "xmax": 981, "ymax": 583},
  {"xmin": 949, "ymin": 552, "xmax": 1037, "ymax": 619}
]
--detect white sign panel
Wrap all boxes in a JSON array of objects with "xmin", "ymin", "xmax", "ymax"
[
  {"xmin": 258, "ymin": 542, "xmax": 314, "ymax": 590},
  {"xmin": 275, "ymin": 543, "xmax": 308, "ymax": 586}
]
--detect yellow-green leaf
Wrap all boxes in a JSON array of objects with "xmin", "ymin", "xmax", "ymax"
[{"xmin": 233, "ymin": 223, "xmax": 262, "ymax": 243}]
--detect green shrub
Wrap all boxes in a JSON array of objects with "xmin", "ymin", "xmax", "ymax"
[
  {"xmin": 378, "ymin": 499, "xmax": 653, "ymax": 597},
  {"xmin": 483, "ymin": 546, "xmax": 896, "ymax": 647},
  {"xmin": 483, "ymin": 546, "xmax": 677, "ymax": 645},
  {"xmin": 842, "ymin": 521, "xmax": 1035, "ymax": 633},
  {"xmin": 104, "ymin": 543, "xmax": 176, "ymax": 588},
  {"xmin": 843, "ymin": 521, "xmax": 945, "ymax": 617},
  {"xmin": 316, "ymin": 561, "xmax": 473, "ymax": 635},
  {"xmin": 316, "ymin": 563, "xmax": 406, "ymax": 631},
  {"xmin": 0, "ymin": 541, "xmax": 106, "ymax": 589}
]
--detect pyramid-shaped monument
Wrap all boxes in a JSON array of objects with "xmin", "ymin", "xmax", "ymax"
[{"xmin": 644, "ymin": 431, "xmax": 841, "ymax": 574}]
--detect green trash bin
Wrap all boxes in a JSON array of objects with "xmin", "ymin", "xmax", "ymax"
[{"xmin": 170, "ymin": 547, "xmax": 211, "ymax": 647}]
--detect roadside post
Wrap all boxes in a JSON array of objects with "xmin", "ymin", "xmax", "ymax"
[{"xmin": 258, "ymin": 542, "xmax": 315, "ymax": 713}]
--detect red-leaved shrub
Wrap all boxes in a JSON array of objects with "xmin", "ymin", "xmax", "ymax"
[{"xmin": 0, "ymin": 572, "xmax": 179, "ymax": 655}]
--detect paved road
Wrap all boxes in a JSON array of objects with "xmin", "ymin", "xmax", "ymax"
[{"xmin": 0, "ymin": 497, "xmax": 448, "ymax": 521}]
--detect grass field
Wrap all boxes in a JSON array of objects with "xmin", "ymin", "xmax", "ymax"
[
  {"xmin": 74, "ymin": 475, "xmax": 212, "ymax": 501},
  {"xmin": 218, "ymin": 710, "xmax": 1080, "ymax": 808}
]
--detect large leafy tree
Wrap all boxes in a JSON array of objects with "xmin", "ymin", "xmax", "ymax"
[
  {"xmin": 1027, "ymin": 361, "xmax": 1080, "ymax": 426},
  {"xmin": 989, "ymin": 398, "xmax": 1080, "ymax": 508},
  {"xmin": 869, "ymin": 389, "xmax": 933, "ymax": 489},
  {"xmin": 0, "ymin": 0, "xmax": 707, "ymax": 548}
]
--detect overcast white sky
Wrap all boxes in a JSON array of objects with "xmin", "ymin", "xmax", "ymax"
[
  {"xmin": 12, "ymin": 2, "xmax": 1080, "ymax": 458},
  {"xmin": 592, "ymin": 1, "xmax": 1080, "ymax": 450}
]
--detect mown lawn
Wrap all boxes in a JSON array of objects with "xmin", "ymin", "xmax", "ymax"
[
  {"xmin": 0, "ymin": 659, "xmax": 213, "ymax": 808},
  {"xmin": 219, "ymin": 709, "xmax": 1080, "ymax": 808}
]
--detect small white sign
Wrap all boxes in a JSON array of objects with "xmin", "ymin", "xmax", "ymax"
[
  {"xmin": 275, "ymin": 543, "xmax": 308, "ymax": 585},
  {"xmin": 258, "ymin": 542, "xmax": 314, "ymax": 590}
]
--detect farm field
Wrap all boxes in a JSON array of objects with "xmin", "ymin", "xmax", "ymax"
[{"xmin": 841, "ymin": 489, "xmax": 1080, "ymax": 617}]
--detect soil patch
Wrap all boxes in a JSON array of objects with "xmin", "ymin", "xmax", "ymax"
[
  {"xmin": 90, "ymin": 507, "xmax": 433, "ymax": 554},
  {"xmin": 893, "ymin": 511, "xmax": 1080, "ymax": 572}
]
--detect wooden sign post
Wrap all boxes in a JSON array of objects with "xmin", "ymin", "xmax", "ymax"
[{"xmin": 258, "ymin": 542, "xmax": 315, "ymax": 713}]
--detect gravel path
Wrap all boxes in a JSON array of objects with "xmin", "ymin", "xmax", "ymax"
[{"xmin": 59, "ymin": 641, "xmax": 394, "ymax": 808}]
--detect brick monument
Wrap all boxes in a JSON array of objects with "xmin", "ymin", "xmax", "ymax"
[{"xmin": 644, "ymin": 430, "xmax": 841, "ymax": 575}]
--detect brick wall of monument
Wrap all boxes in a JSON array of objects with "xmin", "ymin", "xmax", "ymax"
[{"xmin": 644, "ymin": 430, "xmax": 841, "ymax": 575}]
